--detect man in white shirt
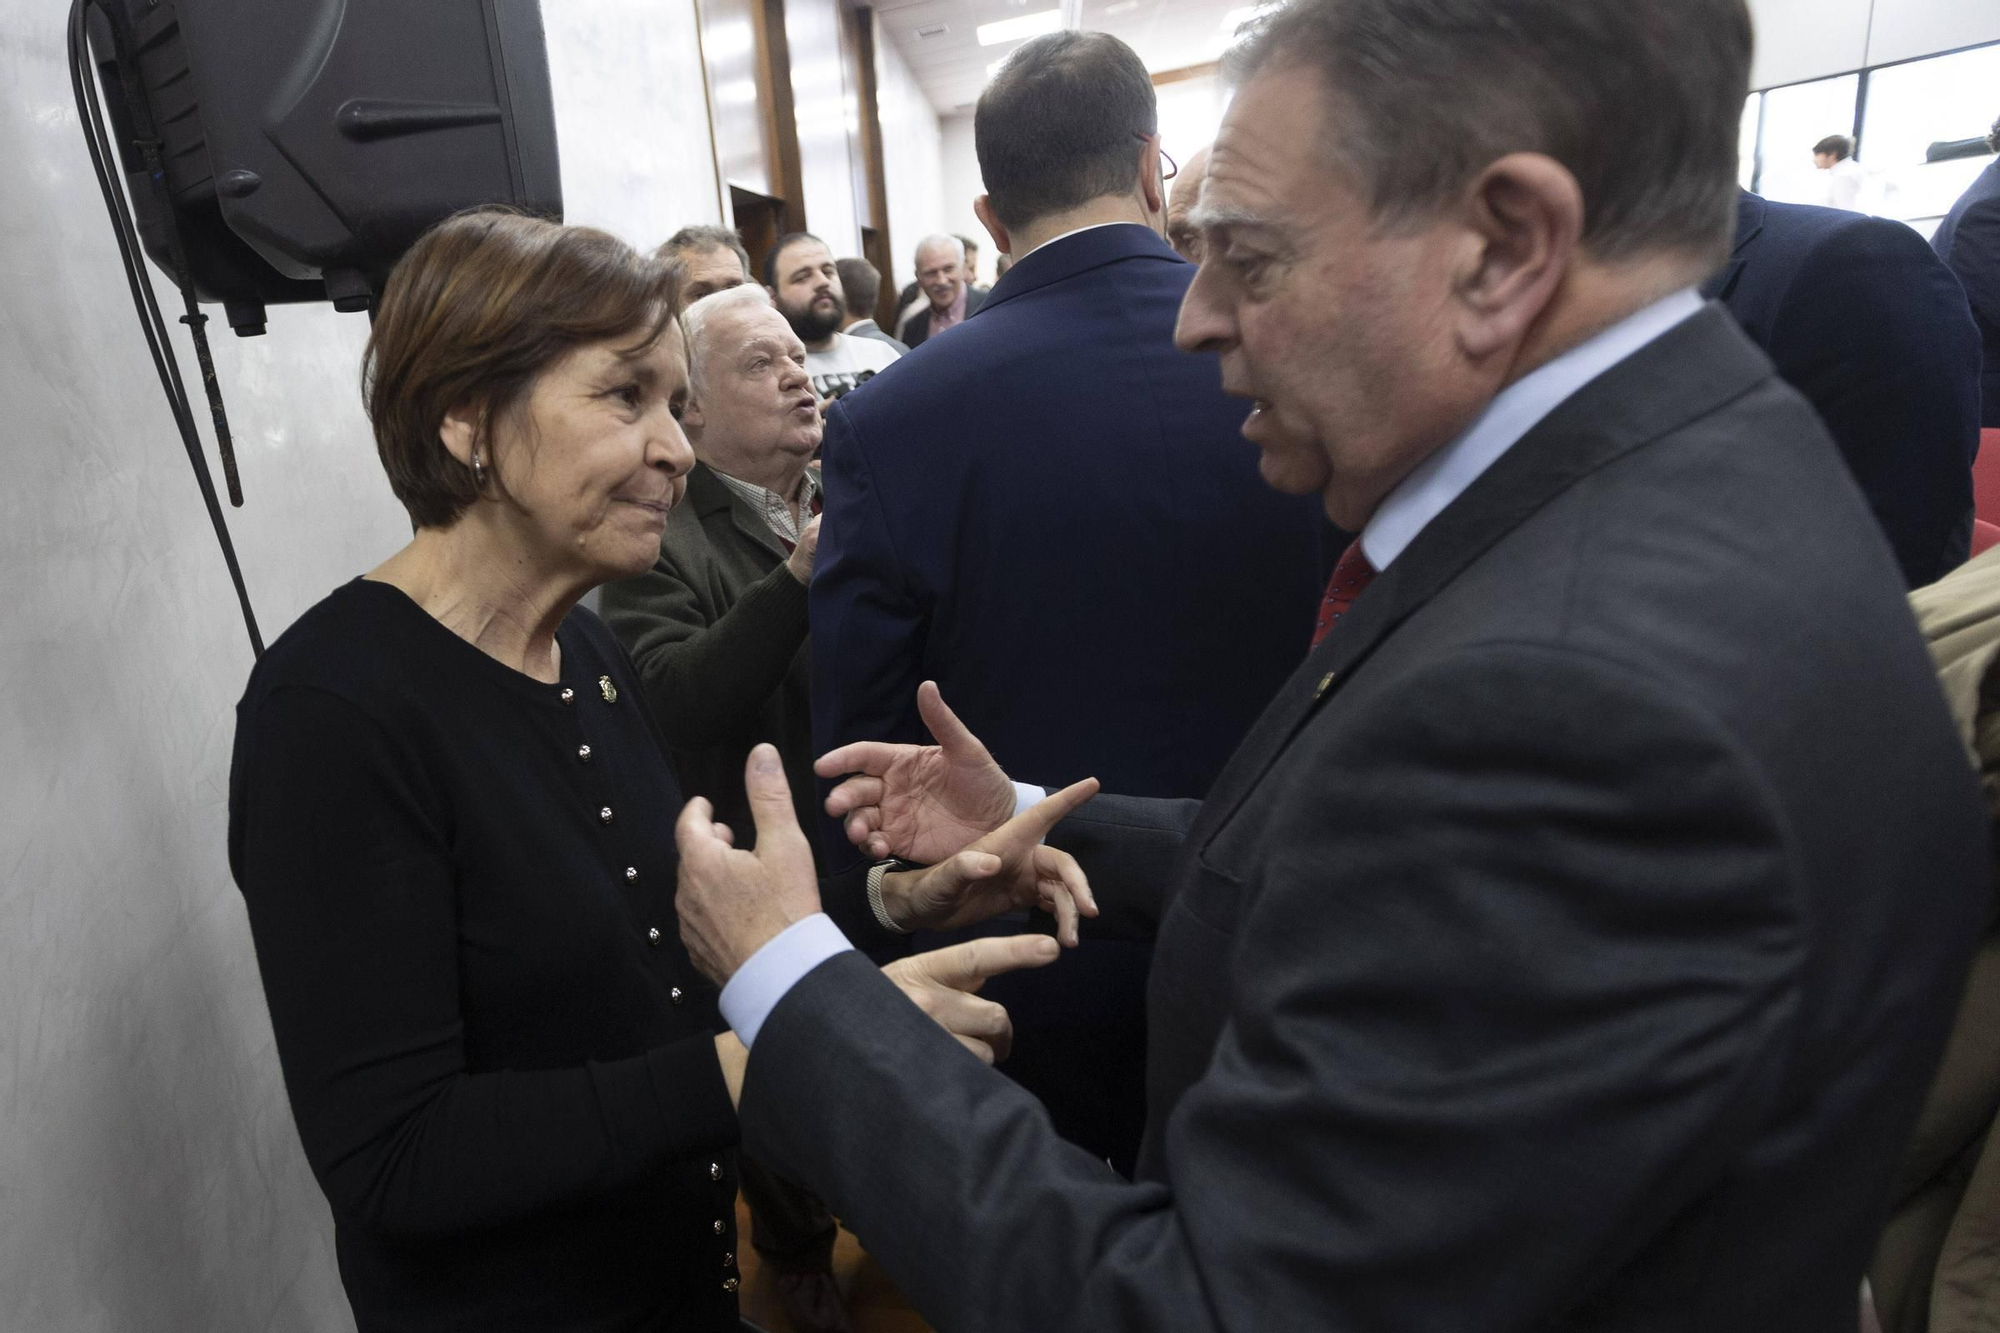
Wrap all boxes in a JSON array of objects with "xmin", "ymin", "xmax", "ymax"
[
  {"xmin": 764, "ymin": 232, "xmax": 900, "ymax": 401},
  {"xmin": 1814, "ymin": 134, "xmax": 1867, "ymax": 211},
  {"xmin": 671, "ymin": 4, "xmax": 1988, "ymax": 1332}
]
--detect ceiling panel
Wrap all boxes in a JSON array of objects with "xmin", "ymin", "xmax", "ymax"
[{"xmin": 870, "ymin": 0, "xmax": 1262, "ymax": 113}]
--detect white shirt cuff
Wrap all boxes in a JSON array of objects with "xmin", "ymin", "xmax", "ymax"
[
  {"xmin": 1012, "ymin": 781, "xmax": 1045, "ymax": 817},
  {"xmin": 718, "ymin": 913, "xmax": 854, "ymax": 1048}
]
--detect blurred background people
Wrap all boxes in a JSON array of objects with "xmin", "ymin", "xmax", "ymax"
[
  {"xmin": 763, "ymin": 232, "xmax": 901, "ymax": 400},
  {"xmin": 810, "ymin": 29, "xmax": 1328, "ymax": 1174},
  {"xmin": 1166, "ymin": 143, "xmax": 1211, "ymax": 260},
  {"xmin": 1815, "ymin": 134, "xmax": 1868, "ymax": 210},
  {"xmin": 835, "ymin": 256, "xmax": 909, "ymax": 353},
  {"xmin": 1706, "ymin": 189, "xmax": 1983, "ymax": 587},
  {"xmin": 658, "ymin": 224, "xmax": 752, "ymax": 302},
  {"xmin": 1932, "ymin": 115, "xmax": 2000, "ymax": 428},
  {"xmin": 896, "ymin": 234, "xmax": 988, "ymax": 347}
]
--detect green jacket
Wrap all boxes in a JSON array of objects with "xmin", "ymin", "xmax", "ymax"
[
  {"xmin": 599, "ymin": 462, "xmax": 819, "ymax": 863},
  {"xmin": 1873, "ymin": 546, "xmax": 2000, "ymax": 1332}
]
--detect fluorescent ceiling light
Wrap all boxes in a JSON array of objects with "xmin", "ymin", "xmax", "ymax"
[
  {"xmin": 1105, "ymin": 0, "xmax": 1140, "ymax": 12},
  {"xmin": 977, "ymin": 9, "xmax": 1062, "ymax": 45}
]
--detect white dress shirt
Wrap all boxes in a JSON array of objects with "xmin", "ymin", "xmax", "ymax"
[{"xmin": 719, "ymin": 287, "xmax": 1705, "ymax": 1047}]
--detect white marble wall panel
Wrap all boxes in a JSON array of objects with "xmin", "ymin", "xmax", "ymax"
[
  {"xmin": 874, "ymin": 22, "xmax": 946, "ymax": 290},
  {"xmin": 0, "ymin": 2, "xmax": 721, "ymax": 1326}
]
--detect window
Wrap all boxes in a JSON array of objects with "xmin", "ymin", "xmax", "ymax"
[
  {"xmin": 1738, "ymin": 93, "xmax": 1762, "ymax": 192},
  {"xmin": 1858, "ymin": 42, "xmax": 2000, "ymax": 233},
  {"xmin": 1754, "ymin": 73, "xmax": 1861, "ymax": 207}
]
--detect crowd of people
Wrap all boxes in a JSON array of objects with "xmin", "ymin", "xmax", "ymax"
[{"xmin": 222, "ymin": 2, "xmax": 2000, "ymax": 1331}]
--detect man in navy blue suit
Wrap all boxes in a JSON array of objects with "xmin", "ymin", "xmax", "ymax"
[
  {"xmin": 809, "ymin": 30, "xmax": 1326, "ymax": 1172},
  {"xmin": 1707, "ymin": 190, "xmax": 1983, "ymax": 586},
  {"xmin": 1933, "ymin": 118, "xmax": 2000, "ymax": 428}
]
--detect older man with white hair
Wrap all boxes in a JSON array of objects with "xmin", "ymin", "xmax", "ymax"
[{"xmin": 896, "ymin": 233, "xmax": 988, "ymax": 347}]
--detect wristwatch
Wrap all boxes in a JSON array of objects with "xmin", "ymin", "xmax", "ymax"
[{"xmin": 866, "ymin": 858, "xmax": 920, "ymax": 934}]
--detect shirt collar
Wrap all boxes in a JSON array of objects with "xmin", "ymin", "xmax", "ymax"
[
  {"xmin": 1019, "ymin": 220, "xmax": 1151, "ymax": 261},
  {"xmin": 710, "ymin": 465, "xmax": 820, "ymax": 542},
  {"xmin": 1360, "ymin": 288, "xmax": 1704, "ymax": 571}
]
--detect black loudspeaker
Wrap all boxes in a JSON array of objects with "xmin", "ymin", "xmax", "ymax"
[{"xmin": 86, "ymin": 0, "xmax": 562, "ymax": 334}]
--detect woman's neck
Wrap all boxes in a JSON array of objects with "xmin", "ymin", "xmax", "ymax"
[{"xmin": 367, "ymin": 519, "xmax": 581, "ymax": 683}]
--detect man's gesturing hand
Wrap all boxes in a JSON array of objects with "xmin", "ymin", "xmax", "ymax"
[
  {"xmin": 815, "ymin": 681, "xmax": 1018, "ymax": 863},
  {"xmin": 879, "ymin": 778, "xmax": 1102, "ymax": 945},
  {"xmin": 882, "ymin": 935, "xmax": 1063, "ymax": 1064},
  {"xmin": 675, "ymin": 744, "xmax": 823, "ymax": 986}
]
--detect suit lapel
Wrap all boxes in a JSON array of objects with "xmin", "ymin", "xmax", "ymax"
[
  {"xmin": 687, "ymin": 463, "xmax": 788, "ymax": 565},
  {"xmin": 1190, "ymin": 304, "xmax": 1776, "ymax": 846}
]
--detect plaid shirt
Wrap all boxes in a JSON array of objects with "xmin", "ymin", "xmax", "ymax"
[{"xmin": 712, "ymin": 465, "xmax": 822, "ymax": 549}]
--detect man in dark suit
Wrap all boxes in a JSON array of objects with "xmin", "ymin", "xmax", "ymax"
[
  {"xmin": 809, "ymin": 31, "xmax": 1326, "ymax": 1171},
  {"xmin": 894, "ymin": 234, "xmax": 988, "ymax": 348},
  {"xmin": 1708, "ymin": 189, "xmax": 1983, "ymax": 586},
  {"xmin": 677, "ymin": 3, "xmax": 1989, "ymax": 1330},
  {"xmin": 1932, "ymin": 118, "xmax": 2000, "ymax": 428}
]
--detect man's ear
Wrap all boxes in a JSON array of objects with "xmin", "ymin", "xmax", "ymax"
[
  {"xmin": 1137, "ymin": 137, "xmax": 1166, "ymax": 220},
  {"xmin": 973, "ymin": 195, "xmax": 1012, "ymax": 256},
  {"xmin": 681, "ymin": 393, "xmax": 707, "ymax": 434},
  {"xmin": 1453, "ymin": 152, "xmax": 1582, "ymax": 363}
]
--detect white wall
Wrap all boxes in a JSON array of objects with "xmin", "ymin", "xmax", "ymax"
[
  {"xmin": 936, "ymin": 112, "xmax": 989, "ymax": 284},
  {"xmin": 0, "ymin": 3, "xmax": 721, "ymax": 1327},
  {"xmin": 875, "ymin": 20, "xmax": 946, "ymax": 292}
]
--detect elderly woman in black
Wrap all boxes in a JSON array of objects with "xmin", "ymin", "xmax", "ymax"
[{"xmin": 227, "ymin": 210, "xmax": 1092, "ymax": 1333}]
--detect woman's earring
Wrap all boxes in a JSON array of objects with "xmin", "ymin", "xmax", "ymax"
[{"xmin": 471, "ymin": 451, "xmax": 488, "ymax": 490}]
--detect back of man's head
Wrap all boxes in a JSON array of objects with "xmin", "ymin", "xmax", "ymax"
[
  {"xmin": 1229, "ymin": 0, "xmax": 1751, "ymax": 268},
  {"xmin": 1814, "ymin": 134, "xmax": 1854, "ymax": 162},
  {"xmin": 976, "ymin": 31, "xmax": 1157, "ymax": 233},
  {"xmin": 659, "ymin": 225, "xmax": 751, "ymax": 274},
  {"xmin": 1986, "ymin": 115, "xmax": 1998, "ymax": 154},
  {"xmin": 835, "ymin": 257, "xmax": 880, "ymax": 321}
]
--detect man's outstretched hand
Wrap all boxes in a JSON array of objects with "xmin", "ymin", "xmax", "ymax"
[
  {"xmin": 816, "ymin": 681, "xmax": 1019, "ymax": 863},
  {"xmin": 879, "ymin": 778, "xmax": 1101, "ymax": 945},
  {"xmin": 881, "ymin": 934, "xmax": 1064, "ymax": 1065}
]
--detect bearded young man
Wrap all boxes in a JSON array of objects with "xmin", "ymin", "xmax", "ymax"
[{"xmin": 764, "ymin": 232, "xmax": 899, "ymax": 401}]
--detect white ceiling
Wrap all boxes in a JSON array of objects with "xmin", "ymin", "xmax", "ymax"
[{"xmin": 871, "ymin": 0, "xmax": 1260, "ymax": 115}]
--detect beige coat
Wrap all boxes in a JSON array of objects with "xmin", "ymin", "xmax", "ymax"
[{"xmin": 1873, "ymin": 548, "xmax": 2000, "ymax": 1332}]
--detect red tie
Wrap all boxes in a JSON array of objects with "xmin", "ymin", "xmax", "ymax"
[{"xmin": 1311, "ymin": 539, "xmax": 1376, "ymax": 648}]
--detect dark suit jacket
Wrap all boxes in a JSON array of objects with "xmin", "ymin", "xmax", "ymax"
[
  {"xmin": 811, "ymin": 223, "xmax": 1327, "ymax": 1170},
  {"xmin": 754, "ymin": 306, "xmax": 1990, "ymax": 1331},
  {"xmin": 1932, "ymin": 159, "xmax": 2000, "ymax": 428},
  {"xmin": 1707, "ymin": 190, "xmax": 1983, "ymax": 587},
  {"xmin": 813, "ymin": 225, "xmax": 1325, "ymax": 803},
  {"xmin": 599, "ymin": 462, "xmax": 819, "ymax": 861},
  {"xmin": 899, "ymin": 285, "xmax": 989, "ymax": 348}
]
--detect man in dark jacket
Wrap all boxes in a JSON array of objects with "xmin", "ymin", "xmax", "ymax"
[
  {"xmin": 1932, "ymin": 118, "xmax": 2000, "ymax": 428},
  {"xmin": 1708, "ymin": 190, "xmax": 1983, "ymax": 586},
  {"xmin": 809, "ymin": 31, "xmax": 1327, "ymax": 1175}
]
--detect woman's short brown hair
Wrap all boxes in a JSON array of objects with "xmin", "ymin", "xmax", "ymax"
[{"xmin": 363, "ymin": 209, "xmax": 680, "ymax": 529}]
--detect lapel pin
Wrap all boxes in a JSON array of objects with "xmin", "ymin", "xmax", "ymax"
[
  {"xmin": 1316, "ymin": 671, "xmax": 1336, "ymax": 699},
  {"xmin": 598, "ymin": 675, "xmax": 618, "ymax": 704}
]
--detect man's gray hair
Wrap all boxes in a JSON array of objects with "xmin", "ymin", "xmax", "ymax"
[
  {"xmin": 914, "ymin": 234, "xmax": 965, "ymax": 265},
  {"xmin": 1227, "ymin": 0, "xmax": 1753, "ymax": 265},
  {"xmin": 658, "ymin": 224, "xmax": 751, "ymax": 276},
  {"xmin": 682, "ymin": 284, "xmax": 773, "ymax": 397}
]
